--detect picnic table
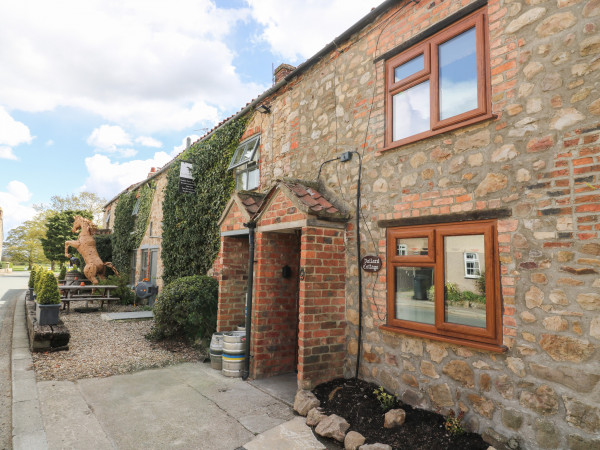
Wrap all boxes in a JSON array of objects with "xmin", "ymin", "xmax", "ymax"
[{"xmin": 59, "ymin": 285, "xmax": 120, "ymax": 313}]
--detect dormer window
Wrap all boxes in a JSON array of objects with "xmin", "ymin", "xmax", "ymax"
[{"xmin": 228, "ymin": 134, "xmax": 260, "ymax": 191}]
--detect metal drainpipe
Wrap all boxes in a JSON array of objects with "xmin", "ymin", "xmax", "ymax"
[
  {"xmin": 242, "ymin": 221, "xmax": 256, "ymax": 381},
  {"xmin": 353, "ymin": 151, "xmax": 363, "ymax": 379}
]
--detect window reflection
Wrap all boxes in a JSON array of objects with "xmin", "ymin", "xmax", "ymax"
[
  {"xmin": 393, "ymin": 80, "xmax": 430, "ymax": 141},
  {"xmin": 443, "ymin": 235, "xmax": 486, "ymax": 328},
  {"xmin": 439, "ymin": 27, "xmax": 477, "ymax": 120},
  {"xmin": 396, "ymin": 237, "xmax": 428, "ymax": 256},
  {"xmin": 395, "ymin": 267, "xmax": 435, "ymax": 325},
  {"xmin": 394, "ymin": 54, "xmax": 424, "ymax": 82}
]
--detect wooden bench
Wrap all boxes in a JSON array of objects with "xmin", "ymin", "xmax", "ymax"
[{"xmin": 59, "ymin": 285, "xmax": 120, "ymax": 314}]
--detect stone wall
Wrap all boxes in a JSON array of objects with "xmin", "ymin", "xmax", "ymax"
[{"xmin": 234, "ymin": 0, "xmax": 600, "ymax": 447}]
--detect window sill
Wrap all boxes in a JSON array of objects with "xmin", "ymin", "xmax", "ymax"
[
  {"xmin": 379, "ymin": 324, "xmax": 507, "ymax": 353},
  {"xmin": 377, "ymin": 112, "xmax": 496, "ymax": 155}
]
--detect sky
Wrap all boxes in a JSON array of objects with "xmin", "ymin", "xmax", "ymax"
[{"xmin": 0, "ymin": 0, "xmax": 381, "ymax": 236}]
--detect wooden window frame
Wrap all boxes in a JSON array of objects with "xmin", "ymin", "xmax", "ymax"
[
  {"xmin": 382, "ymin": 220, "xmax": 504, "ymax": 352},
  {"xmin": 383, "ymin": 7, "xmax": 491, "ymax": 152}
]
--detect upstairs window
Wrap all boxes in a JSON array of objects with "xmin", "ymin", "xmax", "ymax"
[
  {"xmin": 464, "ymin": 252, "xmax": 481, "ymax": 278},
  {"xmin": 228, "ymin": 134, "xmax": 260, "ymax": 191},
  {"xmin": 384, "ymin": 8, "xmax": 490, "ymax": 150}
]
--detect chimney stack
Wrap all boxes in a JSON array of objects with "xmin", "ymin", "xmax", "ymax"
[
  {"xmin": 147, "ymin": 167, "xmax": 156, "ymax": 178},
  {"xmin": 273, "ymin": 63, "xmax": 296, "ymax": 84}
]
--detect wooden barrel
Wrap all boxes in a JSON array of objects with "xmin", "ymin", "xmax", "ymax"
[
  {"xmin": 222, "ymin": 331, "xmax": 246, "ymax": 377},
  {"xmin": 209, "ymin": 332, "xmax": 225, "ymax": 370}
]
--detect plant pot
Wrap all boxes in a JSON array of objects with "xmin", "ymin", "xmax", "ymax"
[
  {"xmin": 65, "ymin": 271, "xmax": 84, "ymax": 285},
  {"xmin": 36, "ymin": 303, "xmax": 61, "ymax": 326}
]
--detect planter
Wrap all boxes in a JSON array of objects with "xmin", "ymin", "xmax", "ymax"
[
  {"xmin": 36, "ymin": 303, "xmax": 61, "ymax": 326},
  {"xmin": 65, "ymin": 271, "xmax": 84, "ymax": 285}
]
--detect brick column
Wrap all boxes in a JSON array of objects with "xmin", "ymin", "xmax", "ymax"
[
  {"xmin": 216, "ymin": 236, "xmax": 249, "ymax": 332},
  {"xmin": 298, "ymin": 226, "xmax": 346, "ymax": 389}
]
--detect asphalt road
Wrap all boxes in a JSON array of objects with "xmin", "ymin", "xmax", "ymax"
[{"xmin": 0, "ymin": 271, "xmax": 29, "ymax": 450}]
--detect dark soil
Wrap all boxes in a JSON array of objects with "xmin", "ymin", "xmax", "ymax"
[{"xmin": 313, "ymin": 378, "xmax": 489, "ymax": 450}]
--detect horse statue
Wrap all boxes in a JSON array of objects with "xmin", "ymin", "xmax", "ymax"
[{"xmin": 64, "ymin": 215, "xmax": 119, "ymax": 285}]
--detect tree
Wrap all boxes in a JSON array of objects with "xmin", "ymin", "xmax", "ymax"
[
  {"xmin": 40, "ymin": 210, "xmax": 93, "ymax": 269},
  {"xmin": 2, "ymin": 219, "xmax": 48, "ymax": 269},
  {"xmin": 35, "ymin": 192, "xmax": 107, "ymax": 225}
]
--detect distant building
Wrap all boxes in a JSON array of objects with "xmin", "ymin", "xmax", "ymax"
[{"xmin": 0, "ymin": 207, "xmax": 3, "ymax": 261}]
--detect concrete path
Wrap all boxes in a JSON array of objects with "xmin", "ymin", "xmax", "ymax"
[
  {"xmin": 101, "ymin": 311, "xmax": 154, "ymax": 321},
  {"xmin": 5, "ymin": 271, "xmax": 330, "ymax": 450}
]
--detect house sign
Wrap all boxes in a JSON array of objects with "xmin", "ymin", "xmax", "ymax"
[
  {"xmin": 361, "ymin": 255, "xmax": 382, "ymax": 272},
  {"xmin": 179, "ymin": 162, "xmax": 196, "ymax": 194}
]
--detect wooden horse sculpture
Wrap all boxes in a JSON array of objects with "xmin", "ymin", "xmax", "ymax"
[{"xmin": 64, "ymin": 215, "xmax": 119, "ymax": 285}]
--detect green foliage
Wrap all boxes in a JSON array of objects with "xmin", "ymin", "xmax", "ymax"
[
  {"xmin": 34, "ymin": 266, "xmax": 46, "ymax": 293},
  {"xmin": 149, "ymin": 275, "xmax": 218, "ymax": 342},
  {"xmin": 3, "ymin": 218, "xmax": 48, "ymax": 268},
  {"xmin": 444, "ymin": 410, "xmax": 465, "ymax": 435},
  {"xmin": 58, "ymin": 265, "xmax": 67, "ymax": 281},
  {"xmin": 28, "ymin": 265, "xmax": 38, "ymax": 288},
  {"xmin": 37, "ymin": 271, "xmax": 61, "ymax": 305},
  {"xmin": 110, "ymin": 192, "xmax": 136, "ymax": 274},
  {"xmin": 445, "ymin": 282, "xmax": 486, "ymax": 305},
  {"xmin": 98, "ymin": 274, "xmax": 135, "ymax": 305},
  {"xmin": 373, "ymin": 386, "xmax": 397, "ymax": 411},
  {"xmin": 161, "ymin": 116, "xmax": 248, "ymax": 284},
  {"xmin": 41, "ymin": 210, "xmax": 93, "ymax": 264},
  {"xmin": 94, "ymin": 234, "xmax": 113, "ymax": 273},
  {"xmin": 475, "ymin": 271, "xmax": 486, "ymax": 296},
  {"xmin": 110, "ymin": 183, "xmax": 154, "ymax": 275}
]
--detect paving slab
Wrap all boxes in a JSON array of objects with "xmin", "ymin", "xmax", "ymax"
[
  {"xmin": 243, "ymin": 416, "xmax": 326, "ymax": 450},
  {"xmin": 249, "ymin": 372, "xmax": 298, "ymax": 406},
  {"xmin": 101, "ymin": 311, "xmax": 154, "ymax": 321},
  {"xmin": 37, "ymin": 381, "xmax": 114, "ymax": 450}
]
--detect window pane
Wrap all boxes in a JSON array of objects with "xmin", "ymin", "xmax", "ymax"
[
  {"xmin": 394, "ymin": 54, "xmax": 424, "ymax": 82},
  {"xmin": 396, "ymin": 237, "xmax": 429, "ymax": 256},
  {"xmin": 439, "ymin": 27, "xmax": 477, "ymax": 120},
  {"xmin": 247, "ymin": 167, "xmax": 259, "ymax": 190},
  {"xmin": 393, "ymin": 80, "xmax": 430, "ymax": 141},
  {"xmin": 395, "ymin": 266, "xmax": 435, "ymax": 325},
  {"xmin": 444, "ymin": 235, "xmax": 486, "ymax": 328}
]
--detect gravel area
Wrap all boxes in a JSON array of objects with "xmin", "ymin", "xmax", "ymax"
[{"xmin": 32, "ymin": 306, "xmax": 207, "ymax": 381}]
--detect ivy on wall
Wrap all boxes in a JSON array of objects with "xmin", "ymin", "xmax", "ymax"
[
  {"xmin": 110, "ymin": 182, "xmax": 155, "ymax": 274},
  {"xmin": 161, "ymin": 115, "xmax": 249, "ymax": 285}
]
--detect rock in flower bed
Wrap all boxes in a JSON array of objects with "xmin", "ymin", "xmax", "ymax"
[
  {"xmin": 31, "ymin": 306, "xmax": 206, "ymax": 381},
  {"xmin": 311, "ymin": 378, "xmax": 489, "ymax": 450}
]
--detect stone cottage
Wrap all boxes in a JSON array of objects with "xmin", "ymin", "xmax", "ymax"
[{"xmin": 105, "ymin": 0, "xmax": 599, "ymax": 447}]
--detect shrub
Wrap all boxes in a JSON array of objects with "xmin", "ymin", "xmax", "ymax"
[
  {"xmin": 34, "ymin": 267, "xmax": 46, "ymax": 293},
  {"xmin": 149, "ymin": 275, "xmax": 218, "ymax": 342},
  {"xmin": 58, "ymin": 265, "xmax": 67, "ymax": 281},
  {"xmin": 28, "ymin": 265, "xmax": 38, "ymax": 289},
  {"xmin": 475, "ymin": 271, "xmax": 486, "ymax": 296},
  {"xmin": 37, "ymin": 271, "xmax": 61, "ymax": 305},
  {"xmin": 373, "ymin": 386, "xmax": 397, "ymax": 411},
  {"xmin": 98, "ymin": 274, "xmax": 135, "ymax": 305}
]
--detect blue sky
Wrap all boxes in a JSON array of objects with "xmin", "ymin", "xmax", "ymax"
[{"xmin": 0, "ymin": 0, "xmax": 379, "ymax": 235}]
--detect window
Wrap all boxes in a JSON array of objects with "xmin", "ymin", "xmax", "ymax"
[
  {"xmin": 228, "ymin": 134, "xmax": 260, "ymax": 191},
  {"xmin": 105, "ymin": 210, "xmax": 111, "ymax": 227},
  {"xmin": 130, "ymin": 251, "xmax": 137, "ymax": 286},
  {"xmin": 464, "ymin": 252, "xmax": 481, "ymax": 278},
  {"xmin": 132, "ymin": 198, "xmax": 141, "ymax": 216},
  {"xmin": 384, "ymin": 220, "xmax": 502, "ymax": 351},
  {"xmin": 384, "ymin": 8, "xmax": 490, "ymax": 150}
]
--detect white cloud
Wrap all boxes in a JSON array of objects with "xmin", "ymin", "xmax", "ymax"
[
  {"xmin": 246, "ymin": 0, "xmax": 373, "ymax": 62},
  {"xmin": 0, "ymin": 181, "xmax": 36, "ymax": 235},
  {"xmin": 135, "ymin": 136, "xmax": 163, "ymax": 148},
  {"xmin": 87, "ymin": 125, "xmax": 132, "ymax": 151},
  {"xmin": 0, "ymin": 106, "xmax": 33, "ymax": 159},
  {"xmin": 0, "ymin": 0, "xmax": 265, "ymax": 133}
]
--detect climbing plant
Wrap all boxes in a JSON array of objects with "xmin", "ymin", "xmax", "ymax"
[
  {"xmin": 110, "ymin": 183, "xmax": 154, "ymax": 274},
  {"xmin": 111, "ymin": 191, "xmax": 136, "ymax": 274},
  {"xmin": 161, "ymin": 115, "xmax": 249, "ymax": 284}
]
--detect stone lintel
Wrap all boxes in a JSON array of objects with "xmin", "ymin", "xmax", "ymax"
[
  {"xmin": 257, "ymin": 218, "xmax": 346, "ymax": 233},
  {"xmin": 377, "ymin": 208, "xmax": 512, "ymax": 228}
]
